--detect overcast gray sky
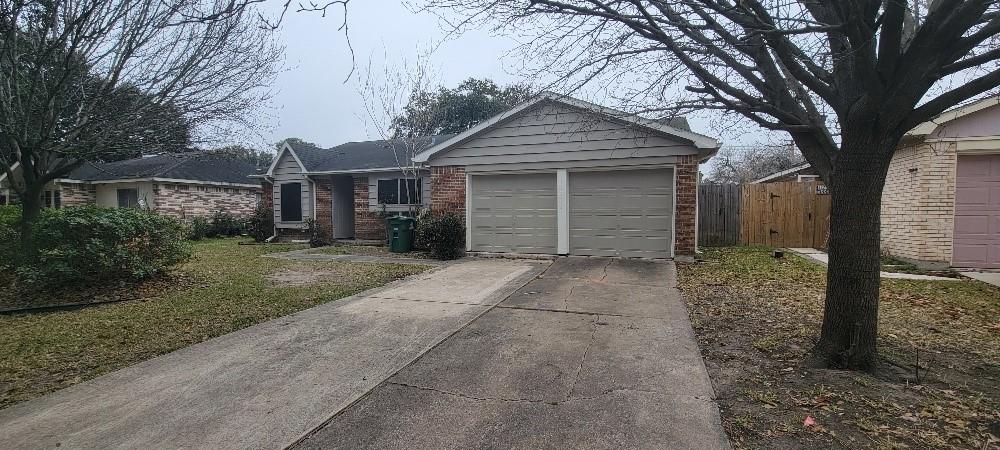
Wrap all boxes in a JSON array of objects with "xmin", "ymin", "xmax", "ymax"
[{"xmin": 259, "ymin": 1, "xmax": 772, "ymax": 153}]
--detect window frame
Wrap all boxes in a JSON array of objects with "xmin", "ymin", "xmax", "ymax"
[
  {"xmin": 117, "ymin": 188, "xmax": 140, "ymax": 209},
  {"xmin": 279, "ymin": 182, "xmax": 303, "ymax": 222},
  {"xmin": 376, "ymin": 178, "xmax": 423, "ymax": 206}
]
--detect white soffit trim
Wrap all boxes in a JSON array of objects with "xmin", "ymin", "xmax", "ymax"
[
  {"xmin": 265, "ymin": 142, "xmax": 307, "ymax": 176},
  {"xmin": 413, "ymin": 91, "xmax": 721, "ymax": 163},
  {"xmin": 907, "ymin": 95, "xmax": 1000, "ymax": 137},
  {"xmin": 751, "ymin": 163, "xmax": 813, "ymax": 184},
  {"xmin": 0, "ymin": 161, "xmax": 20, "ymax": 184}
]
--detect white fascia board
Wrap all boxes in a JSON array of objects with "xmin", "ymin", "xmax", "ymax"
[
  {"xmin": 265, "ymin": 142, "xmax": 307, "ymax": 176},
  {"xmin": 907, "ymin": 95, "xmax": 1000, "ymax": 137},
  {"xmin": 751, "ymin": 163, "xmax": 813, "ymax": 184},
  {"xmin": 60, "ymin": 177, "xmax": 259, "ymax": 188},
  {"xmin": 303, "ymin": 166, "xmax": 429, "ymax": 175},
  {"xmin": 0, "ymin": 161, "xmax": 20, "ymax": 184},
  {"xmin": 413, "ymin": 91, "xmax": 721, "ymax": 163}
]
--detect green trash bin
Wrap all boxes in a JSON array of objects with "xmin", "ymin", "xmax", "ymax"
[{"xmin": 387, "ymin": 216, "xmax": 416, "ymax": 253}]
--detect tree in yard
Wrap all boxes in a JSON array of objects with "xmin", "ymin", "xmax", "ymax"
[
  {"xmin": 391, "ymin": 78, "xmax": 534, "ymax": 137},
  {"xmin": 0, "ymin": 0, "xmax": 282, "ymax": 238},
  {"xmin": 356, "ymin": 56, "xmax": 447, "ymax": 212},
  {"xmin": 424, "ymin": 0, "xmax": 1000, "ymax": 370},
  {"xmin": 707, "ymin": 144, "xmax": 805, "ymax": 184}
]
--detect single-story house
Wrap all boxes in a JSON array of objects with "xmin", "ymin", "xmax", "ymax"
[
  {"xmin": 0, "ymin": 152, "xmax": 262, "ymax": 220},
  {"xmin": 753, "ymin": 96, "xmax": 1000, "ymax": 270},
  {"xmin": 261, "ymin": 92, "xmax": 720, "ymax": 258}
]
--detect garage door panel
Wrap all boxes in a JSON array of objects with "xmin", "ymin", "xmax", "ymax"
[
  {"xmin": 569, "ymin": 169, "xmax": 674, "ymax": 259},
  {"xmin": 470, "ymin": 173, "xmax": 558, "ymax": 254},
  {"xmin": 953, "ymin": 155, "xmax": 1000, "ymax": 268}
]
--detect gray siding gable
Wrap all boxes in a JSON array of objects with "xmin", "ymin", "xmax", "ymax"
[
  {"xmin": 429, "ymin": 102, "xmax": 701, "ymax": 169},
  {"xmin": 271, "ymin": 150, "xmax": 312, "ymax": 228}
]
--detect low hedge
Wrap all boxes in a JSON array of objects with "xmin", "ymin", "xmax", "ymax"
[
  {"xmin": 415, "ymin": 211, "xmax": 465, "ymax": 260},
  {"xmin": 2, "ymin": 206, "xmax": 190, "ymax": 288}
]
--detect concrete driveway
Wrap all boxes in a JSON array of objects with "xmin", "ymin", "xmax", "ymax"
[
  {"xmin": 294, "ymin": 257, "xmax": 730, "ymax": 450},
  {"xmin": 0, "ymin": 259, "xmax": 545, "ymax": 450}
]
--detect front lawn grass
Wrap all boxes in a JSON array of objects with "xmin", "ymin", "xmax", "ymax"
[
  {"xmin": 0, "ymin": 239, "xmax": 429, "ymax": 409},
  {"xmin": 679, "ymin": 247, "xmax": 999, "ymax": 450}
]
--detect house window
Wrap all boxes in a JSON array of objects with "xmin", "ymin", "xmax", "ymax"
[
  {"xmin": 377, "ymin": 178, "xmax": 422, "ymax": 205},
  {"xmin": 43, "ymin": 190, "xmax": 61, "ymax": 209},
  {"xmin": 117, "ymin": 188, "xmax": 140, "ymax": 208},
  {"xmin": 280, "ymin": 183, "xmax": 302, "ymax": 222}
]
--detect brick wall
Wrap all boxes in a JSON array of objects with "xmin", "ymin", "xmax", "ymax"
[
  {"xmin": 880, "ymin": 142, "xmax": 957, "ymax": 264},
  {"xmin": 59, "ymin": 182, "xmax": 96, "ymax": 206},
  {"xmin": 260, "ymin": 180, "xmax": 273, "ymax": 210},
  {"xmin": 314, "ymin": 178, "xmax": 333, "ymax": 238},
  {"xmin": 354, "ymin": 176, "xmax": 385, "ymax": 241},
  {"xmin": 674, "ymin": 156, "xmax": 698, "ymax": 256},
  {"xmin": 430, "ymin": 166, "xmax": 466, "ymax": 221},
  {"xmin": 153, "ymin": 184, "xmax": 260, "ymax": 221}
]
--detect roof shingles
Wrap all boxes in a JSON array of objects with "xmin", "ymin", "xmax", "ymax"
[
  {"xmin": 68, "ymin": 153, "xmax": 259, "ymax": 185},
  {"xmin": 285, "ymin": 134, "xmax": 456, "ymax": 172}
]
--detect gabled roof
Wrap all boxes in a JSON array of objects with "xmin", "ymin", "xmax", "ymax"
[
  {"xmin": 751, "ymin": 163, "xmax": 815, "ymax": 183},
  {"xmin": 413, "ymin": 91, "xmax": 720, "ymax": 163},
  {"xmin": 907, "ymin": 95, "xmax": 1000, "ymax": 137},
  {"xmin": 268, "ymin": 134, "xmax": 456, "ymax": 175},
  {"xmin": 68, "ymin": 152, "xmax": 260, "ymax": 185}
]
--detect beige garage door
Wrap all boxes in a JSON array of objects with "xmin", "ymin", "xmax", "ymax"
[
  {"xmin": 953, "ymin": 154, "xmax": 1000, "ymax": 269},
  {"xmin": 469, "ymin": 173, "xmax": 558, "ymax": 254},
  {"xmin": 569, "ymin": 168, "xmax": 674, "ymax": 258}
]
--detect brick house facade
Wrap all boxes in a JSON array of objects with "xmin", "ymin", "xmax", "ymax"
[
  {"xmin": 880, "ymin": 141, "xmax": 959, "ymax": 264},
  {"xmin": 429, "ymin": 166, "xmax": 466, "ymax": 217},
  {"xmin": 0, "ymin": 153, "xmax": 263, "ymax": 220},
  {"xmin": 266, "ymin": 93, "xmax": 719, "ymax": 257}
]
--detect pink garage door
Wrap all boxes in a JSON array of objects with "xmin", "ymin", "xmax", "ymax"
[{"xmin": 953, "ymin": 154, "xmax": 1000, "ymax": 269}]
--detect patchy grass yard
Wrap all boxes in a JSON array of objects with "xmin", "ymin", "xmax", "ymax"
[
  {"xmin": 0, "ymin": 239, "xmax": 428, "ymax": 409},
  {"xmin": 312, "ymin": 244, "xmax": 432, "ymax": 259},
  {"xmin": 679, "ymin": 247, "xmax": 999, "ymax": 450}
]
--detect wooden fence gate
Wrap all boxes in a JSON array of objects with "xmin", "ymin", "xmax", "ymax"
[
  {"xmin": 741, "ymin": 181, "xmax": 831, "ymax": 249},
  {"xmin": 698, "ymin": 184, "xmax": 741, "ymax": 246}
]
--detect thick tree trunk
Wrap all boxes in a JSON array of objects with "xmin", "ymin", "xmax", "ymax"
[
  {"xmin": 813, "ymin": 138, "xmax": 894, "ymax": 372},
  {"xmin": 18, "ymin": 187, "xmax": 43, "ymax": 250}
]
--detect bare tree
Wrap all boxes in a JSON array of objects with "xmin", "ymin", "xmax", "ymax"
[
  {"xmin": 423, "ymin": 0, "xmax": 1000, "ymax": 371},
  {"xmin": 356, "ymin": 53, "xmax": 440, "ymax": 213},
  {"xmin": 0, "ymin": 0, "xmax": 282, "ymax": 236},
  {"xmin": 707, "ymin": 144, "xmax": 805, "ymax": 184}
]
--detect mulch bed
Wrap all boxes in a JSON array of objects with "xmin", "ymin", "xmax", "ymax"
[{"xmin": 678, "ymin": 247, "xmax": 999, "ymax": 450}]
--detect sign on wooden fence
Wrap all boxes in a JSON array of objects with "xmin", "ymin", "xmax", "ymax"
[
  {"xmin": 741, "ymin": 181, "xmax": 831, "ymax": 249},
  {"xmin": 698, "ymin": 184, "xmax": 741, "ymax": 247}
]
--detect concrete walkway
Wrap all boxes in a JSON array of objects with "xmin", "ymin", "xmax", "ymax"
[
  {"xmin": 961, "ymin": 271, "xmax": 1000, "ymax": 287},
  {"xmin": 294, "ymin": 257, "xmax": 730, "ymax": 450},
  {"xmin": 0, "ymin": 259, "xmax": 545, "ymax": 450},
  {"xmin": 788, "ymin": 248, "xmax": 961, "ymax": 281}
]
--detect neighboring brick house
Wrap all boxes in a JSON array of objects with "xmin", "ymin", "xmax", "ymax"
[
  {"xmin": 263, "ymin": 92, "xmax": 720, "ymax": 258},
  {"xmin": 0, "ymin": 153, "xmax": 262, "ymax": 220},
  {"xmin": 754, "ymin": 96, "xmax": 1000, "ymax": 269}
]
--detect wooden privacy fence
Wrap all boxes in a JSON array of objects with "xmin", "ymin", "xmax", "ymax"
[
  {"xmin": 698, "ymin": 184, "xmax": 741, "ymax": 247},
  {"xmin": 741, "ymin": 181, "xmax": 831, "ymax": 249}
]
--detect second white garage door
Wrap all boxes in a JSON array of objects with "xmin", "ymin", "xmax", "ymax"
[
  {"xmin": 469, "ymin": 173, "xmax": 558, "ymax": 254},
  {"xmin": 569, "ymin": 169, "xmax": 674, "ymax": 258}
]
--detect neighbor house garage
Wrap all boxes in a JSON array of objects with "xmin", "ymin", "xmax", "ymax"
[{"xmin": 263, "ymin": 92, "xmax": 719, "ymax": 258}]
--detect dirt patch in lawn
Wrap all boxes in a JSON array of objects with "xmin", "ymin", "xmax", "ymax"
[
  {"xmin": 679, "ymin": 247, "xmax": 999, "ymax": 450},
  {"xmin": 312, "ymin": 244, "xmax": 432, "ymax": 259},
  {"xmin": 268, "ymin": 267, "xmax": 363, "ymax": 286}
]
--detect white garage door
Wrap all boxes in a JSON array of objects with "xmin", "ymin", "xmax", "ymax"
[
  {"xmin": 953, "ymin": 154, "xmax": 1000, "ymax": 269},
  {"xmin": 569, "ymin": 169, "xmax": 674, "ymax": 258},
  {"xmin": 469, "ymin": 173, "xmax": 558, "ymax": 254}
]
